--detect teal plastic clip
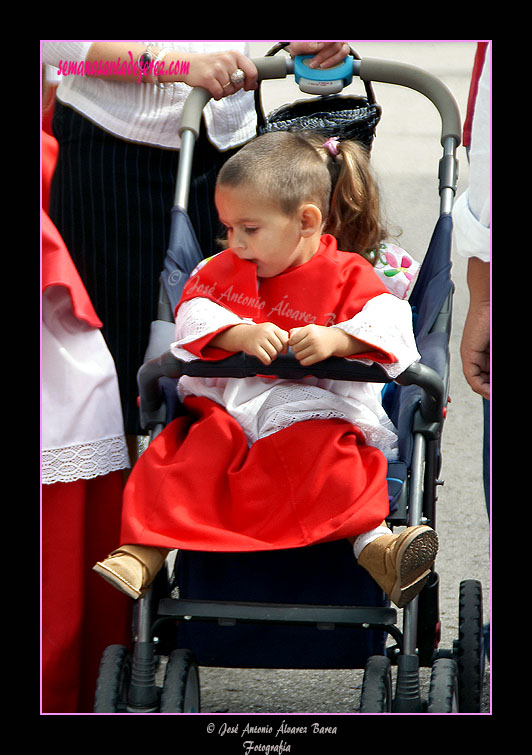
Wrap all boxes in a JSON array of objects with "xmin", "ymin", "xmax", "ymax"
[{"xmin": 293, "ymin": 55, "xmax": 354, "ymax": 94}]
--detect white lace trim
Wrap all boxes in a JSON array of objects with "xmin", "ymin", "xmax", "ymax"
[
  {"xmin": 332, "ymin": 293, "xmax": 420, "ymax": 379},
  {"xmin": 253, "ymin": 380, "xmax": 399, "ymax": 458},
  {"xmin": 42, "ymin": 434, "xmax": 130, "ymax": 485},
  {"xmin": 171, "ymin": 297, "xmax": 251, "ymax": 362},
  {"xmin": 256, "ymin": 382, "xmax": 353, "ymax": 439}
]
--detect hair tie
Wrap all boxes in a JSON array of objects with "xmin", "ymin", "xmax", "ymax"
[{"xmin": 322, "ymin": 136, "xmax": 340, "ymax": 157}]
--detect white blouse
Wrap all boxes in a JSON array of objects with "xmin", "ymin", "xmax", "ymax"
[
  {"xmin": 41, "ymin": 41, "xmax": 257, "ymax": 151},
  {"xmin": 453, "ymin": 44, "xmax": 491, "ymax": 263}
]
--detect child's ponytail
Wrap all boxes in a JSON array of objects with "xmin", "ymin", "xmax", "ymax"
[{"xmin": 307, "ymin": 135, "xmax": 392, "ymax": 263}]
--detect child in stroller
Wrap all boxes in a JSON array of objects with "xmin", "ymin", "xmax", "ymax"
[{"xmin": 94, "ymin": 130, "xmax": 438, "ymax": 608}]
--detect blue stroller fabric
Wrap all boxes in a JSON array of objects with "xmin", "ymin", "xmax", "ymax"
[
  {"xmin": 175, "ymin": 541, "xmax": 388, "ymax": 669},
  {"xmin": 408, "ymin": 214, "xmax": 453, "ymax": 341},
  {"xmin": 161, "ymin": 207, "xmax": 206, "ymax": 317},
  {"xmin": 382, "ymin": 215, "xmax": 453, "ymax": 465}
]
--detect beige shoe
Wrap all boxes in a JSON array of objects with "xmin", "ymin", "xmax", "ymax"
[
  {"xmin": 93, "ymin": 545, "xmax": 169, "ymax": 599},
  {"xmin": 357, "ymin": 525, "xmax": 438, "ymax": 608}
]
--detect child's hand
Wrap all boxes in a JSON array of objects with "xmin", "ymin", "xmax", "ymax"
[
  {"xmin": 289, "ymin": 325, "xmax": 362, "ymax": 366},
  {"xmin": 212, "ymin": 322, "xmax": 289, "ymax": 365},
  {"xmin": 241, "ymin": 322, "xmax": 290, "ymax": 365},
  {"xmin": 289, "ymin": 325, "xmax": 338, "ymax": 366}
]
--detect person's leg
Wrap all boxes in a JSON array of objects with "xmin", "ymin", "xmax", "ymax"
[
  {"xmin": 483, "ymin": 397, "xmax": 490, "ymax": 517},
  {"xmin": 79, "ymin": 471, "xmax": 132, "ymax": 711},
  {"xmin": 42, "ymin": 480, "xmax": 86, "ymax": 712},
  {"xmin": 482, "ymin": 397, "xmax": 490, "ymax": 660}
]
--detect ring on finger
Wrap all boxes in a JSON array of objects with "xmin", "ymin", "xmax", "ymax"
[{"xmin": 229, "ymin": 68, "xmax": 245, "ymax": 85}]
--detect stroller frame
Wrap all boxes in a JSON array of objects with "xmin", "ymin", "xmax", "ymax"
[{"xmin": 94, "ymin": 54, "xmax": 483, "ymax": 714}]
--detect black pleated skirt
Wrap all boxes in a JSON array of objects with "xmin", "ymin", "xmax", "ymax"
[{"xmin": 49, "ymin": 100, "xmax": 241, "ymax": 434}]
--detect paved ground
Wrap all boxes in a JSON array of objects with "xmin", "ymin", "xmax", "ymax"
[{"xmin": 187, "ymin": 40, "xmax": 491, "ymax": 717}]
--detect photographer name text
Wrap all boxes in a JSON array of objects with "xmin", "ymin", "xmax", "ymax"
[{"xmin": 206, "ymin": 719, "xmax": 338, "ymax": 753}]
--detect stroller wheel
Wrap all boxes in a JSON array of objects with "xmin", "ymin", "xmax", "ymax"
[
  {"xmin": 454, "ymin": 579, "xmax": 484, "ymax": 712},
  {"xmin": 159, "ymin": 649, "xmax": 201, "ymax": 713},
  {"xmin": 93, "ymin": 645, "xmax": 132, "ymax": 713},
  {"xmin": 360, "ymin": 655, "xmax": 392, "ymax": 713},
  {"xmin": 427, "ymin": 658, "xmax": 459, "ymax": 712}
]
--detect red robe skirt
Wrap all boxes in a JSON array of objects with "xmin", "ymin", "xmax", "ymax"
[{"xmin": 120, "ymin": 395, "xmax": 390, "ymax": 552}]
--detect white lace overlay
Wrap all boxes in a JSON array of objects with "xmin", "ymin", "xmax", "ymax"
[
  {"xmin": 42, "ymin": 286, "xmax": 130, "ymax": 485},
  {"xmin": 171, "ymin": 297, "xmax": 253, "ymax": 362},
  {"xmin": 254, "ymin": 381, "xmax": 399, "ymax": 457},
  {"xmin": 42, "ymin": 434, "xmax": 131, "ymax": 485},
  {"xmin": 332, "ymin": 293, "xmax": 419, "ymax": 380}
]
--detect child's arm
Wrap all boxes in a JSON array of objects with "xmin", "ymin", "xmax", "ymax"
[
  {"xmin": 171, "ymin": 297, "xmax": 250, "ymax": 362},
  {"xmin": 211, "ymin": 322, "xmax": 290, "ymax": 366},
  {"xmin": 288, "ymin": 325, "xmax": 370, "ymax": 367},
  {"xmin": 298, "ymin": 294, "xmax": 420, "ymax": 379}
]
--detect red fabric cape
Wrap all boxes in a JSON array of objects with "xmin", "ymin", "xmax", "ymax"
[
  {"xmin": 42, "ymin": 130, "xmax": 102, "ymax": 328},
  {"xmin": 177, "ymin": 235, "xmax": 395, "ymax": 364},
  {"xmin": 121, "ymin": 238, "xmax": 393, "ymax": 551}
]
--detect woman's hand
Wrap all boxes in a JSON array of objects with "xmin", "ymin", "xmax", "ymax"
[
  {"xmin": 85, "ymin": 43, "xmax": 258, "ymax": 97},
  {"xmin": 171, "ymin": 50, "xmax": 258, "ymax": 99},
  {"xmin": 287, "ymin": 41, "xmax": 351, "ymax": 69}
]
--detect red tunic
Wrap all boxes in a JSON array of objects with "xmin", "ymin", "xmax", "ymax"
[
  {"xmin": 120, "ymin": 236, "xmax": 393, "ymax": 551},
  {"xmin": 42, "ymin": 130, "xmax": 102, "ymax": 328},
  {"xmin": 176, "ymin": 235, "xmax": 394, "ymax": 364}
]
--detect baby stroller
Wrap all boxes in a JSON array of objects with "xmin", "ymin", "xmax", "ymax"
[{"xmin": 94, "ymin": 52, "xmax": 485, "ymax": 714}]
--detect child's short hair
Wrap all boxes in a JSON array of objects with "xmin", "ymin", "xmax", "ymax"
[
  {"xmin": 217, "ymin": 131, "xmax": 331, "ymax": 220},
  {"xmin": 217, "ymin": 130, "xmax": 392, "ymax": 261}
]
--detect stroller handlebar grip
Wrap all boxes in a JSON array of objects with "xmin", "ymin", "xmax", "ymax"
[
  {"xmin": 356, "ymin": 57, "xmax": 462, "ymax": 146},
  {"xmin": 177, "ymin": 87, "xmax": 212, "ymax": 139},
  {"xmin": 394, "ymin": 360, "xmax": 446, "ymax": 424},
  {"xmin": 253, "ymin": 56, "xmax": 292, "ymax": 80},
  {"xmin": 176, "ymin": 55, "xmax": 460, "ymax": 211},
  {"xmin": 137, "ymin": 350, "xmax": 445, "ymax": 430},
  {"xmin": 178, "ymin": 57, "xmax": 290, "ymax": 140}
]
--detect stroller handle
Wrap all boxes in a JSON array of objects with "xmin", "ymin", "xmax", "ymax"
[
  {"xmin": 356, "ymin": 57, "xmax": 461, "ymax": 146},
  {"xmin": 178, "ymin": 57, "xmax": 291, "ymax": 139},
  {"xmin": 178, "ymin": 55, "xmax": 461, "ymax": 147},
  {"xmin": 175, "ymin": 57, "xmax": 290, "ymax": 210},
  {"xmin": 175, "ymin": 54, "xmax": 460, "ymax": 212},
  {"xmin": 137, "ymin": 350, "xmax": 446, "ymax": 430}
]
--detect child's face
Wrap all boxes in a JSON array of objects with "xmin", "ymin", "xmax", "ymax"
[{"xmin": 215, "ymin": 184, "xmax": 315, "ymax": 278}]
